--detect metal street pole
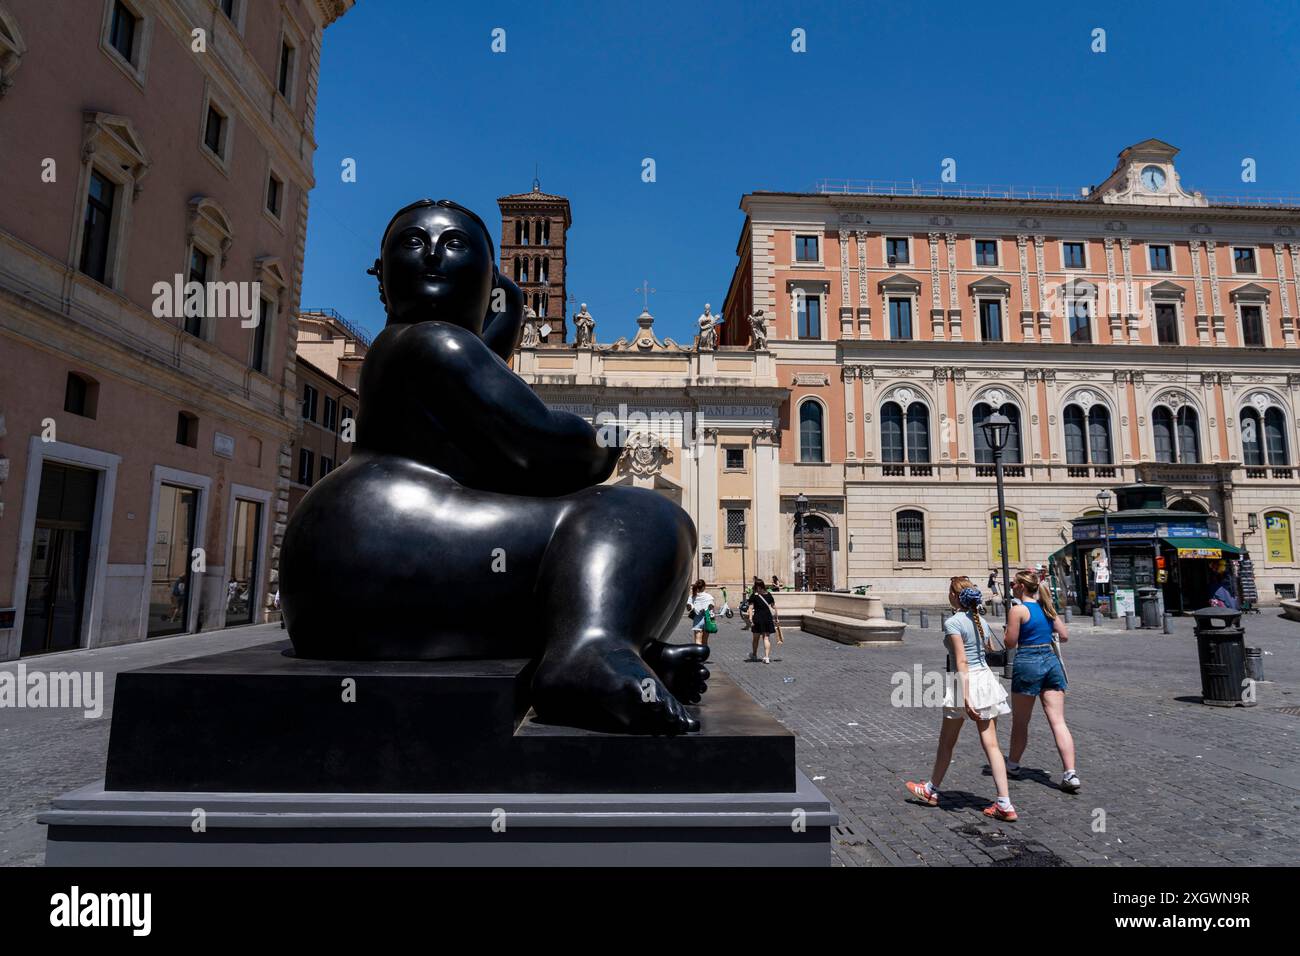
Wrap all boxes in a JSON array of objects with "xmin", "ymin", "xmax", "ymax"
[
  {"xmin": 1101, "ymin": 506, "xmax": 1114, "ymax": 617},
  {"xmin": 740, "ymin": 521, "xmax": 747, "ymax": 601},
  {"xmin": 994, "ymin": 447, "xmax": 1012, "ymax": 620}
]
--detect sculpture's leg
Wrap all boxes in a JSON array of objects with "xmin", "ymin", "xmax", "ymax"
[{"xmin": 532, "ymin": 486, "xmax": 702, "ymax": 734}]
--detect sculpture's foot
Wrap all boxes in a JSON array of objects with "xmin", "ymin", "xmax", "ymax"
[
  {"xmin": 642, "ymin": 640, "xmax": 710, "ymax": 705},
  {"xmin": 533, "ymin": 646, "xmax": 699, "ymax": 735}
]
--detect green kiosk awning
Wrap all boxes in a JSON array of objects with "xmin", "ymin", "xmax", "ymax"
[{"xmin": 1163, "ymin": 537, "xmax": 1243, "ymax": 559}]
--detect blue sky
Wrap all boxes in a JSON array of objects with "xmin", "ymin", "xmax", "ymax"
[{"xmin": 301, "ymin": 0, "xmax": 1300, "ymax": 344}]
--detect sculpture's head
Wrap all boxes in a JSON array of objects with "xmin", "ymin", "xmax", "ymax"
[{"xmin": 369, "ymin": 199, "xmax": 496, "ymax": 333}]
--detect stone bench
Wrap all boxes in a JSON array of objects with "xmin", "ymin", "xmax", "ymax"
[
  {"xmin": 1281, "ymin": 599, "xmax": 1300, "ymax": 623},
  {"xmin": 771, "ymin": 592, "xmax": 905, "ymax": 645}
]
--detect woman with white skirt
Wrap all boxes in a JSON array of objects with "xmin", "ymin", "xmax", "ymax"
[{"xmin": 905, "ymin": 577, "xmax": 1017, "ymax": 821}]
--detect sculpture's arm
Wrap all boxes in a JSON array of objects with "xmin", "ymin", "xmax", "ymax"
[
  {"xmin": 410, "ymin": 322, "xmax": 620, "ymax": 494},
  {"xmin": 480, "ymin": 269, "xmax": 524, "ymax": 362}
]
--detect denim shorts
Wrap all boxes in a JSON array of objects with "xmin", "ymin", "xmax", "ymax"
[{"xmin": 1011, "ymin": 645, "xmax": 1068, "ymax": 696}]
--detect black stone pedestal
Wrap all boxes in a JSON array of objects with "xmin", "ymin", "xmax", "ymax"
[{"xmin": 42, "ymin": 640, "xmax": 837, "ymax": 865}]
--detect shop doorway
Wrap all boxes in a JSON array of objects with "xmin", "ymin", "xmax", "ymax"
[
  {"xmin": 20, "ymin": 463, "xmax": 99, "ymax": 656},
  {"xmin": 148, "ymin": 484, "xmax": 199, "ymax": 637},
  {"xmin": 225, "ymin": 498, "xmax": 263, "ymax": 626}
]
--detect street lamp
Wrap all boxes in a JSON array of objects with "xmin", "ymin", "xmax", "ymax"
[
  {"xmin": 738, "ymin": 517, "xmax": 748, "ymax": 602},
  {"xmin": 980, "ymin": 412, "xmax": 1014, "ymax": 621},
  {"xmin": 795, "ymin": 493, "xmax": 809, "ymax": 591},
  {"xmin": 1096, "ymin": 489, "xmax": 1114, "ymax": 617}
]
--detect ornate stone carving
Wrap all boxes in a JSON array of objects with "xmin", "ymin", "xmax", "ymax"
[{"xmin": 619, "ymin": 432, "xmax": 673, "ymax": 478}]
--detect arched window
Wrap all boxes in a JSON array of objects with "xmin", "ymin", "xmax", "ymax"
[
  {"xmin": 1242, "ymin": 407, "xmax": 1265, "ymax": 465},
  {"xmin": 881, "ymin": 401, "xmax": 930, "ymax": 463},
  {"xmin": 1266, "ymin": 407, "xmax": 1289, "ymax": 465},
  {"xmin": 973, "ymin": 402, "xmax": 1022, "ymax": 464},
  {"xmin": 881, "ymin": 402, "xmax": 904, "ymax": 463},
  {"xmin": 799, "ymin": 401, "xmax": 824, "ymax": 463},
  {"xmin": 1177, "ymin": 407, "xmax": 1201, "ymax": 463},
  {"xmin": 905, "ymin": 403, "xmax": 930, "ymax": 463},
  {"xmin": 1088, "ymin": 406, "xmax": 1112, "ymax": 465},
  {"xmin": 1064, "ymin": 405, "xmax": 1087, "ymax": 465},
  {"xmin": 1064, "ymin": 403, "xmax": 1111, "ymax": 465},
  {"xmin": 896, "ymin": 509, "xmax": 926, "ymax": 562},
  {"xmin": 1153, "ymin": 406, "xmax": 1175, "ymax": 462},
  {"xmin": 1154, "ymin": 404, "xmax": 1201, "ymax": 463}
]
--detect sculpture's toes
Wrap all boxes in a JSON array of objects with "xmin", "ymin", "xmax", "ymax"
[
  {"xmin": 645, "ymin": 641, "xmax": 711, "ymax": 705},
  {"xmin": 534, "ymin": 647, "xmax": 699, "ymax": 735}
]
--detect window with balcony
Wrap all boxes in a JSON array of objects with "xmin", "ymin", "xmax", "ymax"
[
  {"xmin": 1242, "ymin": 406, "xmax": 1289, "ymax": 468},
  {"xmin": 973, "ymin": 403, "xmax": 1022, "ymax": 464},
  {"xmin": 1153, "ymin": 405, "xmax": 1200, "ymax": 464},
  {"xmin": 1064, "ymin": 404, "xmax": 1112, "ymax": 466}
]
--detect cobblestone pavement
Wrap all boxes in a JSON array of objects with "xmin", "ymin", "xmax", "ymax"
[
  {"xmin": 2, "ymin": 613, "xmax": 1296, "ymax": 867},
  {"xmin": 702, "ymin": 610, "xmax": 1300, "ymax": 867}
]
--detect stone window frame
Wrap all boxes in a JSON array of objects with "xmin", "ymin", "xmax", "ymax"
[
  {"xmin": 216, "ymin": 0, "xmax": 248, "ymax": 35},
  {"xmin": 182, "ymin": 197, "xmax": 234, "ymax": 343},
  {"xmin": 878, "ymin": 385, "xmax": 935, "ymax": 464},
  {"xmin": 722, "ymin": 445, "xmax": 747, "ymax": 473},
  {"xmin": 882, "ymin": 234, "xmax": 912, "ymax": 266},
  {"xmin": 1237, "ymin": 390, "xmax": 1290, "ymax": 467},
  {"xmin": 1146, "ymin": 241, "xmax": 1175, "ymax": 273},
  {"xmin": 787, "ymin": 279, "xmax": 828, "ymax": 341},
  {"xmin": 70, "ymin": 112, "xmax": 150, "ymax": 293},
  {"xmin": 1148, "ymin": 390, "xmax": 1206, "ymax": 464},
  {"xmin": 198, "ymin": 80, "xmax": 236, "ymax": 176},
  {"xmin": 971, "ymin": 236, "xmax": 1001, "ymax": 269},
  {"xmin": 1059, "ymin": 387, "xmax": 1117, "ymax": 466},
  {"xmin": 891, "ymin": 506, "xmax": 931, "ymax": 570},
  {"xmin": 1062, "ymin": 278, "xmax": 1099, "ymax": 345},
  {"xmin": 0, "ymin": 4, "xmax": 27, "ymax": 98},
  {"xmin": 1145, "ymin": 280, "xmax": 1187, "ymax": 346},
  {"xmin": 1230, "ymin": 245, "xmax": 1259, "ymax": 276},
  {"xmin": 796, "ymin": 396, "xmax": 829, "ymax": 464},
  {"xmin": 1059, "ymin": 239, "xmax": 1090, "ymax": 271},
  {"xmin": 722, "ymin": 502, "xmax": 750, "ymax": 548},
  {"xmin": 251, "ymin": 256, "xmax": 289, "ymax": 377},
  {"xmin": 791, "ymin": 231, "xmax": 823, "ymax": 267},
  {"xmin": 262, "ymin": 153, "xmax": 289, "ymax": 231},
  {"xmin": 969, "ymin": 275, "xmax": 1012, "ymax": 343},
  {"xmin": 1229, "ymin": 283, "xmax": 1271, "ymax": 349},
  {"xmin": 98, "ymin": 0, "xmax": 152, "ymax": 89},
  {"xmin": 275, "ymin": 18, "xmax": 304, "ymax": 108}
]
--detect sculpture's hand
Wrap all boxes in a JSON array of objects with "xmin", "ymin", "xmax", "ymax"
[{"xmin": 480, "ymin": 269, "xmax": 524, "ymax": 362}]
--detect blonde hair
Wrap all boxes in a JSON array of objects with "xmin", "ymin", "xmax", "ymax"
[
  {"xmin": 1014, "ymin": 569, "xmax": 1058, "ymax": 621},
  {"xmin": 948, "ymin": 576, "xmax": 987, "ymax": 644}
]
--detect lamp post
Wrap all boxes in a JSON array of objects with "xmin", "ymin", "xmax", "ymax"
[
  {"xmin": 739, "ymin": 517, "xmax": 748, "ymax": 602},
  {"xmin": 795, "ymin": 493, "xmax": 809, "ymax": 591},
  {"xmin": 1096, "ymin": 489, "xmax": 1114, "ymax": 617},
  {"xmin": 980, "ymin": 413, "xmax": 1014, "ymax": 622}
]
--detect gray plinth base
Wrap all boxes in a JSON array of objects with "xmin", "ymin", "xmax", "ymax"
[{"xmin": 41, "ymin": 771, "xmax": 837, "ymax": 866}]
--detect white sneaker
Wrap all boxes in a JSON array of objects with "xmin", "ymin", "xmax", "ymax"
[
  {"xmin": 763, "ymin": 656, "xmax": 771, "ymax": 664},
  {"xmin": 1061, "ymin": 771, "xmax": 1082, "ymax": 793}
]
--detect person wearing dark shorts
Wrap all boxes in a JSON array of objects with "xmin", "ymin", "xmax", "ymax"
[{"xmin": 746, "ymin": 578, "xmax": 776, "ymax": 664}]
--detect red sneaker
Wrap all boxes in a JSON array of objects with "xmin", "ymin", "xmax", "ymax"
[
  {"xmin": 982, "ymin": 802, "xmax": 1019, "ymax": 822},
  {"xmin": 905, "ymin": 781, "xmax": 939, "ymax": 806}
]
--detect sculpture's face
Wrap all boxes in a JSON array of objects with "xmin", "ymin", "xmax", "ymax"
[{"xmin": 381, "ymin": 204, "xmax": 493, "ymax": 332}]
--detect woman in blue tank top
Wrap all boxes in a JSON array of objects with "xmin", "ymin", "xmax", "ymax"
[{"xmin": 1004, "ymin": 569, "xmax": 1080, "ymax": 793}]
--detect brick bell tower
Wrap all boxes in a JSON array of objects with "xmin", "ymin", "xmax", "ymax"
[{"xmin": 497, "ymin": 180, "xmax": 573, "ymax": 342}]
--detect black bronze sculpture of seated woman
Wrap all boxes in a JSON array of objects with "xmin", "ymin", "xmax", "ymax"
[{"xmin": 280, "ymin": 199, "xmax": 709, "ymax": 734}]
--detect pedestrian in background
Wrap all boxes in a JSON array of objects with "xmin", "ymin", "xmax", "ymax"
[
  {"xmin": 746, "ymin": 577, "xmax": 777, "ymax": 664},
  {"xmin": 1005, "ymin": 569, "xmax": 1080, "ymax": 793},
  {"xmin": 906, "ymin": 577, "xmax": 1017, "ymax": 821},
  {"xmin": 687, "ymin": 579, "xmax": 716, "ymax": 646}
]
